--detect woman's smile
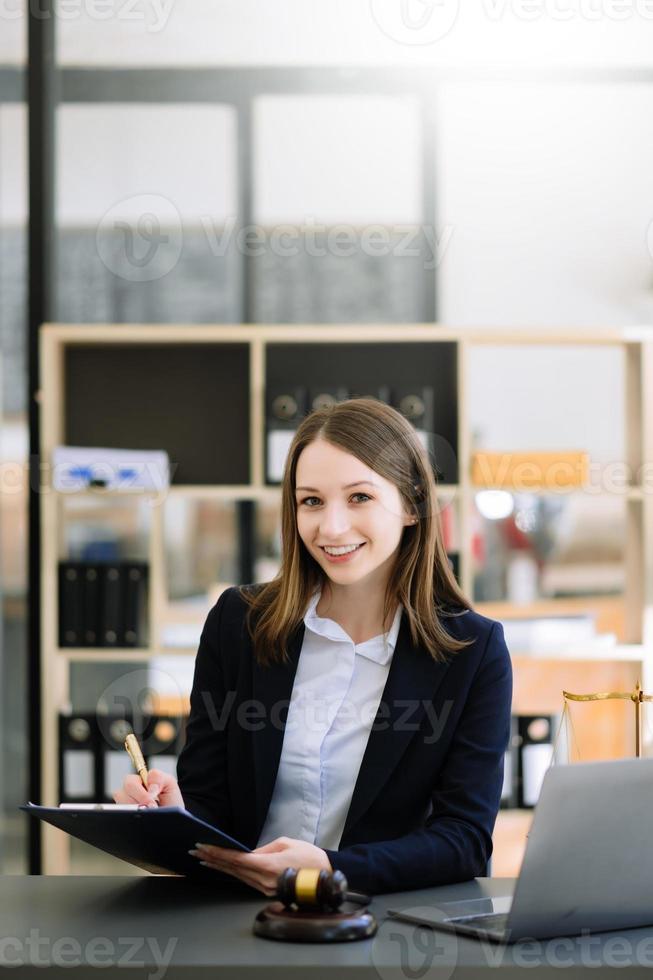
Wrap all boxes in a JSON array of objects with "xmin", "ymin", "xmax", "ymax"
[{"xmin": 319, "ymin": 542, "xmax": 366, "ymax": 563}]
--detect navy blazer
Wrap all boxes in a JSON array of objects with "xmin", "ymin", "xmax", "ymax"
[{"xmin": 176, "ymin": 585, "xmax": 513, "ymax": 895}]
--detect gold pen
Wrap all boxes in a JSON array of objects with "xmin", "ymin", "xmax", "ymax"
[{"xmin": 124, "ymin": 733, "xmax": 149, "ymax": 790}]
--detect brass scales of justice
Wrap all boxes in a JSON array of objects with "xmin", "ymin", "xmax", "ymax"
[{"xmin": 562, "ymin": 681, "xmax": 653, "ymax": 758}]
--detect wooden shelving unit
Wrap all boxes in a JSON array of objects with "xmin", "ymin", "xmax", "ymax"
[{"xmin": 39, "ymin": 323, "xmax": 653, "ymax": 873}]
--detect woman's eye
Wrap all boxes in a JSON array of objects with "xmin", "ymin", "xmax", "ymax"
[{"xmin": 298, "ymin": 493, "xmax": 371, "ymax": 507}]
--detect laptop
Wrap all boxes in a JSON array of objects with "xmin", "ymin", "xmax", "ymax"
[{"xmin": 388, "ymin": 757, "xmax": 653, "ymax": 944}]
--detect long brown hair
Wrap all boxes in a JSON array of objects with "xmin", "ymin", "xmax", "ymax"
[{"xmin": 239, "ymin": 397, "xmax": 473, "ymax": 665}]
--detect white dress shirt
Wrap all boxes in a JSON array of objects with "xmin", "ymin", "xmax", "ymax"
[{"xmin": 256, "ymin": 590, "xmax": 403, "ymax": 850}]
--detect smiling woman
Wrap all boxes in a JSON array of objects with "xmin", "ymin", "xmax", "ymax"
[
  {"xmin": 246, "ymin": 397, "xmax": 475, "ymax": 668},
  {"xmin": 294, "ymin": 442, "xmax": 416, "ymax": 639},
  {"xmin": 115, "ymin": 397, "xmax": 513, "ymax": 897}
]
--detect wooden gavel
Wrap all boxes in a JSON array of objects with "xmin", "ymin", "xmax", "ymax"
[{"xmin": 275, "ymin": 867, "xmax": 371, "ymax": 910}]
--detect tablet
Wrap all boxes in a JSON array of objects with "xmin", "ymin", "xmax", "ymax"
[{"xmin": 21, "ymin": 803, "xmax": 250, "ymax": 876}]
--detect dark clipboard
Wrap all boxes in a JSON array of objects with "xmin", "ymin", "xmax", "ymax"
[{"xmin": 21, "ymin": 804, "xmax": 250, "ymax": 876}]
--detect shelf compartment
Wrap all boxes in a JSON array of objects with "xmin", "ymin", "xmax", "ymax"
[
  {"xmin": 64, "ymin": 342, "xmax": 250, "ymax": 485},
  {"xmin": 265, "ymin": 341, "xmax": 459, "ymax": 484},
  {"xmin": 471, "ymin": 490, "xmax": 627, "ymax": 610}
]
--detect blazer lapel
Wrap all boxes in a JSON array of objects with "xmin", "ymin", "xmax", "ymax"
[
  {"xmin": 251, "ymin": 623, "xmax": 304, "ymax": 837},
  {"xmin": 340, "ymin": 612, "xmax": 452, "ymax": 841}
]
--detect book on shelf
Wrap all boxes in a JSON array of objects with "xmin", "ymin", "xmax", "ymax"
[
  {"xmin": 58, "ymin": 562, "xmax": 85, "ymax": 646},
  {"xmin": 59, "ymin": 711, "xmax": 187, "ymax": 805},
  {"xmin": 393, "ymin": 386, "xmax": 435, "ymax": 459},
  {"xmin": 517, "ymin": 714, "xmax": 557, "ymax": 808},
  {"xmin": 500, "ymin": 713, "xmax": 559, "ymax": 810},
  {"xmin": 265, "ymin": 382, "xmax": 445, "ymax": 484},
  {"xmin": 266, "ymin": 386, "xmax": 308, "ymax": 484},
  {"xmin": 58, "ymin": 559, "xmax": 149, "ymax": 648}
]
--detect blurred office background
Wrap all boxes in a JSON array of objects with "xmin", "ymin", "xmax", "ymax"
[{"xmin": 2, "ymin": 1, "xmax": 653, "ymax": 873}]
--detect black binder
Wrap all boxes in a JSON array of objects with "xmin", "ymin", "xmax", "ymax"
[
  {"xmin": 96, "ymin": 715, "xmax": 136, "ymax": 803},
  {"xmin": 58, "ymin": 562, "xmax": 84, "ymax": 647},
  {"xmin": 353, "ymin": 385, "xmax": 391, "ymax": 404},
  {"xmin": 59, "ymin": 714, "xmax": 99, "ymax": 803},
  {"xmin": 59, "ymin": 560, "xmax": 150, "ymax": 649},
  {"xmin": 265, "ymin": 386, "xmax": 308, "ymax": 483},
  {"xmin": 142, "ymin": 715, "xmax": 186, "ymax": 780},
  {"xmin": 82, "ymin": 564, "xmax": 101, "ymax": 646},
  {"xmin": 393, "ymin": 386, "xmax": 439, "ymax": 473},
  {"xmin": 100, "ymin": 563, "xmax": 123, "ymax": 647},
  {"xmin": 61, "ymin": 712, "xmax": 187, "ymax": 804},
  {"xmin": 500, "ymin": 715, "xmax": 520, "ymax": 810},
  {"xmin": 309, "ymin": 387, "xmax": 349, "ymax": 412},
  {"xmin": 21, "ymin": 804, "xmax": 250, "ymax": 877},
  {"xmin": 517, "ymin": 714, "xmax": 555, "ymax": 808},
  {"xmin": 123, "ymin": 561, "xmax": 148, "ymax": 646}
]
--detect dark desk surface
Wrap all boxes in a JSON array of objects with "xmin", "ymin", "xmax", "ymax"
[{"xmin": 2, "ymin": 875, "xmax": 653, "ymax": 978}]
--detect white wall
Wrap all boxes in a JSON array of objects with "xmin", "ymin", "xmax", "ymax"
[{"xmin": 436, "ymin": 82, "xmax": 653, "ymax": 328}]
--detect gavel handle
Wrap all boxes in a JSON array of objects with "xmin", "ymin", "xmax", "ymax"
[{"xmin": 345, "ymin": 890, "xmax": 372, "ymax": 906}]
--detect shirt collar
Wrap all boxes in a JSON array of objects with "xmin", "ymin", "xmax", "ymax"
[{"xmin": 303, "ymin": 590, "xmax": 403, "ymax": 666}]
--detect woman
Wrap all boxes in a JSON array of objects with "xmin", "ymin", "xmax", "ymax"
[{"xmin": 115, "ymin": 398, "xmax": 512, "ymax": 895}]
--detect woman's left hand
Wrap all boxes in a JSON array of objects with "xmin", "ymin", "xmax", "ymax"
[{"xmin": 189, "ymin": 836, "xmax": 332, "ymax": 896}]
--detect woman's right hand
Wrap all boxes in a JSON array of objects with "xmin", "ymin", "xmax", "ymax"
[{"xmin": 113, "ymin": 768, "xmax": 185, "ymax": 809}]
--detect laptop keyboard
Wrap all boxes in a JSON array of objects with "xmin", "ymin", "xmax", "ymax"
[{"xmin": 446, "ymin": 911, "xmax": 510, "ymax": 933}]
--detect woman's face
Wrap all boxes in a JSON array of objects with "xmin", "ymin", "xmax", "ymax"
[{"xmin": 294, "ymin": 438, "xmax": 414, "ymax": 590}]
